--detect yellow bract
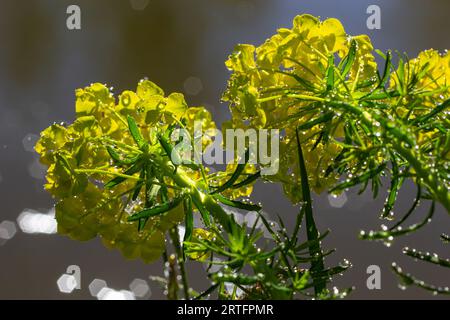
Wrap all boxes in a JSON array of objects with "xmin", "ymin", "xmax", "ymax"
[
  {"xmin": 75, "ymin": 83, "xmax": 115, "ymax": 117},
  {"xmin": 390, "ymin": 49, "xmax": 450, "ymax": 105},
  {"xmin": 223, "ymin": 14, "xmax": 378, "ymax": 203},
  {"xmin": 184, "ymin": 228, "xmax": 215, "ymax": 261},
  {"xmin": 35, "ymin": 81, "xmax": 217, "ymax": 263}
]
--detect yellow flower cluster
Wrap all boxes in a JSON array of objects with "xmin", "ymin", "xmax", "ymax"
[
  {"xmin": 36, "ymin": 81, "xmax": 215, "ymax": 262},
  {"xmin": 223, "ymin": 14, "xmax": 379, "ymax": 202}
]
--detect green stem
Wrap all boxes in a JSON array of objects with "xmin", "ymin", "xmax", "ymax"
[
  {"xmin": 169, "ymin": 228, "xmax": 190, "ymax": 300},
  {"xmin": 99, "ymin": 137, "xmax": 143, "ymax": 154},
  {"xmin": 75, "ymin": 168, "xmax": 141, "ymax": 180},
  {"xmin": 392, "ymin": 142, "xmax": 450, "ymax": 212},
  {"xmin": 157, "ymin": 159, "xmax": 239, "ymax": 235}
]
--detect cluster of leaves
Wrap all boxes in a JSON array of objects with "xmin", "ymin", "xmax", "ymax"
[
  {"xmin": 184, "ymin": 138, "xmax": 351, "ymax": 300},
  {"xmin": 223, "ymin": 13, "xmax": 449, "ymax": 294}
]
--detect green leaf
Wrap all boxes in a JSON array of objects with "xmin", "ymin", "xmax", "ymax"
[
  {"xmin": 293, "ymin": 271, "xmax": 310, "ymax": 291},
  {"xmin": 295, "ymin": 249, "xmax": 335, "ymax": 263},
  {"xmin": 104, "ymin": 161, "xmax": 142, "ymax": 189},
  {"xmin": 128, "ymin": 196, "xmax": 184, "ymax": 221},
  {"xmin": 297, "ymin": 112, "xmax": 333, "ymax": 131},
  {"xmin": 289, "ymin": 205, "xmax": 306, "ymax": 246},
  {"xmin": 391, "ymin": 263, "xmax": 450, "ymax": 295},
  {"xmin": 190, "ymin": 196, "xmax": 211, "ymax": 227},
  {"xmin": 231, "ymin": 171, "xmax": 261, "ymax": 189},
  {"xmin": 340, "ymin": 39, "xmax": 357, "ymax": 78},
  {"xmin": 213, "ymin": 193, "xmax": 262, "ymax": 212},
  {"xmin": 381, "ymin": 158, "xmax": 404, "ymax": 219},
  {"xmin": 212, "ymin": 149, "xmax": 250, "ymax": 194},
  {"xmin": 396, "ymin": 56, "xmax": 405, "ymax": 95},
  {"xmin": 378, "ymin": 50, "xmax": 392, "ymax": 89},
  {"xmin": 211, "ymin": 272, "xmax": 264, "ymax": 286},
  {"xmin": 139, "ymin": 177, "xmax": 161, "ymax": 231},
  {"xmin": 375, "ymin": 49, "xmax": 387, "ymax": 60},
  {"xmin": 157, "ymin": 133, "xmax": 182, "ymax": 166},
  {"xmin": 132, "ymin": 170, "xmax": 145, "ymax": 201},
  {"xmin": 106, "ymin": 145, "xmax": 122, "ymax": 163},
  {"xmin": 411, "ymin": 98, "xmax": 450, "ymax": 125},
  {"xmin": 183, "ymin": 198, "xmax": 194, "ymax": 243},
  {"xmin": 295, "ymin": 230, "xmax": 330, "ymax": 252},
  {"xmin": 326, "ymin": 54, "xmax": 335, "ymax": 91},
  {"xmin": 127, "ymin": 115, "xmax": 145, "ymax": 149},
  {"xmin": 295, "ymin": 127, "xmax": 326, "ymax": 295},
  {"xmin": 310, "ymin": 263, "xmax": 350, "ymax": 281},
  {"xmin": 389, "ymin": 184, "xmax": 421, "ymax": 230},
  {"xmin": 193, "ymin": 283, "xmax": 220, "ymax": 300},
  {"xmin": 330, "ymin": 163, "xmax": 386, "ymax": 193},
  {"xmin": 360, "ymin": 201, "xmax": 435, "ymax": 241},
  {"xmin": 106, "ymin": 146, "xmax": 139, "ymax": 165},
  {"xmin": 441, "ymin": 234, "xmax": 450, "ymax": 244},
  {"xmin": 403, "ymin": 248, "xmax": 450, "ymax": 268}
]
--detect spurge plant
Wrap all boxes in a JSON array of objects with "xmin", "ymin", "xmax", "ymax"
[{"xmin": 36, "ymin": 14, "xmax": 450, "ymax": 299}]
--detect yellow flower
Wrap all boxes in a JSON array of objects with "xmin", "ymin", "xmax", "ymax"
[
  {"xmin": 223, "ymin": 14, "xmax": 377, "ymax": 203},
  {"xmin": 36, "ymin": 81, "xmax": 218, "ymax": 263}
]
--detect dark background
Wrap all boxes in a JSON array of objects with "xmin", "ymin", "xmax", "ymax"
[{"xmin": 0, "ymin": 0, "xmax": 449, "ymax": 299}]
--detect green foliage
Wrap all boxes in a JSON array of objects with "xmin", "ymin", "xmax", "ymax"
[{"xmin": 185, "ymin": 133, "xmax": 350, "ymax": 299}]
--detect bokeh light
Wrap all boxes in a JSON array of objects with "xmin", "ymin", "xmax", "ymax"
[
  {"xmin": 56, "ymin": 274, "xmax": 78, "ymax": 294},
  {"xmin": 97, "ymin": 287, "xmax": 135, "ymax": 300},
  {"xmin": 0, "ymin": 220, "xmax": 17, "ymax": 242},
  {"xmin": 22, "ymin": 133, "xmax": 39, "ymax": 153},
  {"xmin": 327, "ymin": 192, "xmax": 348, "ymax": 208},
  {"xmin": 17, "ymin": 208, "xmax": 57, "ymax": 234},
  {"xmin": 129, "ymin": 278, "xmax": 151, "ymax": 298},
  {"xmin": 177, "ymin": 225, "xmax": 185, "ymax": 242},
  {"xmin": 243, "ymin": 211, "xmax": 263, "ymax": 229},
  {"xmin": 129, "ymin": 0, "xmax": 150, "ymax": 11},
  {"xmin": 88, "ymin": 279, "xmax": 108, "ymax": 297},
  {"xmin": 27, "ymin": 158, "xmax": 47, "ymax": 180},
  {"xmin": 183, "ymin": 76, "xmax": 203, "ymax": 96}
]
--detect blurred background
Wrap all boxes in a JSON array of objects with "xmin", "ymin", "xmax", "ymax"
[{"xmin": 0, "ymin": 0, "xmax": 449, "ymax": 299}]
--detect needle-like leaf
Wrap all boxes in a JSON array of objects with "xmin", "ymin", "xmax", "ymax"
[{"xmin": 128, "ymin": 196, "xmax": 184, "ymax": 221}]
